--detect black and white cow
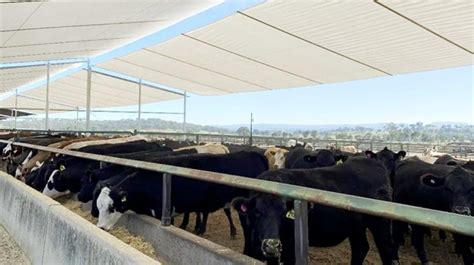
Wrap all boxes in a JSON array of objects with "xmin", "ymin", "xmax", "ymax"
[
  {"xmin": 42, "ymin": 141, "xmax": 171, "ymax": 198},
  {"xmin": 94, "ymin": 151, "xmax": 269, "ymax": 235},
  {"xmin": 77, "ymin": 149, "xmax": 197, "ymax": 203},
  {"xmin": 232, "ymin": 157, "xmax": 397, "ymax": 265}
]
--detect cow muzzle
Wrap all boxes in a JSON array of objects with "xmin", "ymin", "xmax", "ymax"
[
  {"xmin": 261, "ymin": 239, "xmax": 282, "ymax": 258},
  {"xmin": 452, "ymin": 206, "xmax": 471, "ymax": 216}
]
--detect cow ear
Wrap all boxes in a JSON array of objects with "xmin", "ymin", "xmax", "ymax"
[
  {"xmin": 118, "ymin": 190, "xmax": 128, "ymax": 203},
  {"xmin": 303, "ymin": 155, "xmax": 317, "ymax": 162},
  {"xmin": 232, "ymin": 197, "xmax": 255, "ymax": 215},
  {"xmin": 334, "ymin": 154, "xmax": 348, "ymax": 164},
  {"xmin": 396, "ymin": 151, "xmax": 406, "ymax": 159},
  {"xmin": 365, "ymin": 151, "xmax": 376, "ymax": 159},
  {"xmin": 420, "ymin": 174, "xmax": 445, "ymax": 187}
]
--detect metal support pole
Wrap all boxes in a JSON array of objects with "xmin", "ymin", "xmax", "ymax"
[
  {"xmin": 182, "ymin": 91, "xmax": 187, "ymax": 133},
  {"xmin": 137, "ymin": 78, "xmax": 142, "ymax": 131},
  {"xmin": 75, "ymin": 107, "xmax": 79, "ymax": 130},
  {"xmin": 249, "ymin": 112, "xmax": 253, "ymax": 146},
  {"xmin": 161, "ymin": 173, "xmax": 172, "ymax": 226},
  {"xmin": 85, "ymin": 60, "xmax": 92, "ymax": 130},
  {"xmin": 14, "ymin": 89, "xmax": 18, "ymax": 129},
  {"xmin": 294, "ymin": 200, "xmax": 309, "ymax": 265},
  {"xmin": 45, "ymin": 61, "xmax": 50, "ymax": 130}
]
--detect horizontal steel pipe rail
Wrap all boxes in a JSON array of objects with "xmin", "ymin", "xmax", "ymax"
[{"xmin": 1, "ymin": 139, "xmax": 473, "ymax": 237}]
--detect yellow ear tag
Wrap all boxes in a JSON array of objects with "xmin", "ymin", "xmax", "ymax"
[
  {"xmin": 121, "ymin": 197, "xmax": 127, "ymax": 203},
  {"xmin": 285, "ymin": 209, "xmax": 295, "ymax": 220},
  {"xmin": 59, "ymin": 165, "xmax": 66, "ymax": 171},
  {"xmin": 336, "ymin": 160, "xmax": 343, "ymax": 165}
]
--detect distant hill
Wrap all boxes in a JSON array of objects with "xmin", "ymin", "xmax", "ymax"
[
  {"xmin": 217, "ymin": 122, "xmax": 471, "ymax": 132},
  {"xmin": 218, "ymin": 123, "xmax": 386, "ymax": 132}
]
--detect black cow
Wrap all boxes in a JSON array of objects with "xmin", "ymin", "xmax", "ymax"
[
  {"xmin": 462, "ymin": 161, "xmax": 474, "ymax": 171},
  {"xmin": 284, "ymin": 148, "xmax": 343, "ymax": 169},
  {"xmin": 223, "ymin": 143, "xmax": 265, "ymax": 154},
  {"xmin": 434, "ymin": 155, "xmax": 465, "ymax": 166},
  {"xmin": 393, "ymin": 159, "xmax": 474, "ymax": 265},
  {"xmin": 365, "ymin": 147, "xmax": 406, "ymax": 185},
  {"xmin": 232, "ymin": 157, "xmax": 396, "ymax": 265},
  {"xmin": 94, "ymin": 151, "xmax": 269, "ymax": 236}
]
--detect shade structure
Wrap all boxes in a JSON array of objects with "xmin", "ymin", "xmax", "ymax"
[
  {"xmin": 98, "ymin": 1, "xmax": 473, "ymax": 96},
  {"xmin": 0, "ymin": 108, "xmax": 33, "ymax": 120},
  {"xmin": 0, "ymin": 63, "xmax": 77, "ymax": 93},
  {"xmin": 0, "ymin": 0, "xmax": 223, "ymax": 92},
  {"xmin": 1, "ymin": 70, "xmax": 182, "ymax": 113}
]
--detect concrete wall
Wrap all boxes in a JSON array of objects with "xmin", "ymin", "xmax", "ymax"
[
  {"xmin": 0, "ymin": 172, "xmax": 159, "ymax": 265},
  {"xmin": 118, "ymin": 213, "xmax": 263, "ymax": 265}
]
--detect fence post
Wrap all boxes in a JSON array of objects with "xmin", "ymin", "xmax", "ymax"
[
  {"xmin": 294, "ymin": 200, "xmax": 309, "ymax": 265},
  {"xmin": 161, "ymin": 173, "xmax": 172, "ymax": 226}
]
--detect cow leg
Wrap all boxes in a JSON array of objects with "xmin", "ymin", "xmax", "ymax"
[
  {"xmin": 438, "ymin": 230, "xmax": 447, "ymax": 242},
  {"xmin": 411, "ymin": 225, "xmax": 430, "ymax": 265},
  {"xmin": 196, "ymin": 212, "xmax": 209, "ymax": 235},
  {"xmin": 193, "ymin": 212, "xmax": 202, "ymax": 234},
  {"xmin": 425, "ymin": 228, "xmax": 433, "ymax": 239},
  {"xmin": 348, "ymin": 228, "xmax": 369, "ymax": 265},
  {"xmin": 223, "ymin": 207, "xmax": 237, "ymax": 239},
  {"xmin": 453, "ymin": 234, "xmax": 474, "ymax": 265},
  {"xmin": 179, "ymin": 212, "xmax": 189, "ymax": 229},
  {"xmin": 367, "ymin": 217, "xmax": 397, "ymax": 265}
]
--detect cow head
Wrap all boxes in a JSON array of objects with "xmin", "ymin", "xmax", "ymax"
[
  {"xmin": 273, "ymin": 150, "xmax": 287, "ymax": 169},
  {"xmin": 233, "ymin": 194, "xmax": 289, "ymax": 261},
  {"xmin": 421, "ymin": 166, "xmax": 474, "ymax": 216},
  {"xmin": 96, "ymin": 187, "xmax": 127, "ymax": 230},
  {"xmin": 365, "ymin": 147, "xmax": 406, "ymax": 178},
  {"xmin": 42, "ymin": 160, "xmax": 70, "ymax": 198},
  {"xmin": 266, "ymin": 149, "xmax": 288, "ymax": 170},
  {"xmin": 300, "ymin": 149, "xmax": 337, "ymax": 169}
]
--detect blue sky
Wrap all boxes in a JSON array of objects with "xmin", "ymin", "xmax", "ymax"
[{"xmin": 3, "ymin": 0, "xmax": 473, "ymax": 126}]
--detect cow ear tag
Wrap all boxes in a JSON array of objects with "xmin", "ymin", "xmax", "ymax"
[
  {"xmin": 336, "ymin": 159, "xmax": 343, "ymax": 165},
  {"xmin": 240, "ymin": 203, "xmax": 248, "ymax": 213},
  {"xmin": 121, "ymin": 196, "xmax": 127, "ymax": 203},
  {"xmin": 59, "ymin": 165, "xmax": 66, "ymax": 171},
  {"xmin": 286, "ymin": 209, "xmax": 295, "ymax": 219}
]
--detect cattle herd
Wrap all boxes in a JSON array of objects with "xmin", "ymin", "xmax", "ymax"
[{"xmin": 0, "ymin": 131, "xmax": 473, "ymax": 265}]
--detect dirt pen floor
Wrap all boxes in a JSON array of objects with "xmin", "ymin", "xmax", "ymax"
[{"xmin": 174, "ymin": 210, "xmax": 464, "ymax": 265}]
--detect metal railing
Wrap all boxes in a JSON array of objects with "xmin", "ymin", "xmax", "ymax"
[{"xmin": 1, "ymin": 139, "xmax": 474, "ymax": 265}]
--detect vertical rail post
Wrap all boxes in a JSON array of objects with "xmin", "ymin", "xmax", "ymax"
[
  {"xmin": 182, "ymin": 91, "xmax": 187, "ymax": 138},
  {"xmin": 249, "ymin": 112, "xmax": 253, "ymax": 146},
  {"xmin": 85, "ymin": 60, "xmax": 92, "ymax": 131},
  {"xmin": 45, "ymin": 61, "xmax": 50, "ymax": 130},
  {"xmin": 161, "ymin": 173, "xmax": 172, "ymax": 226},
  {"xmin": 294, "ymin": 200, "xmax": 309, "ymax": 265},
  {"xmin": 137, "ymin": 78, "xmax": 142, "ymax": 131},
  {"xmin": 75, "ymin": 107, "xmax": 79, "ymax": 130},
  {"xmin": 14, "ymin": 89, "xmax": 18, "ymax": 129}
]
